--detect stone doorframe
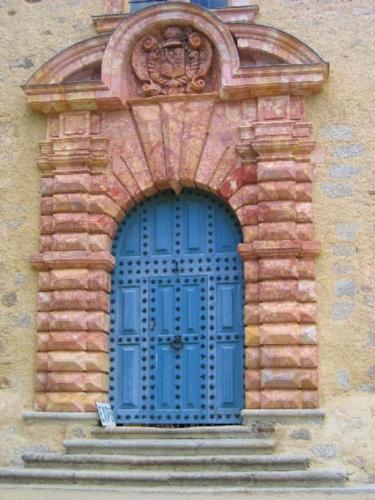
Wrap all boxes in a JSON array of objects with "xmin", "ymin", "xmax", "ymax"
[{"xmin": 24, "ymin": 3, "xmax": 328, "ymax": 412}]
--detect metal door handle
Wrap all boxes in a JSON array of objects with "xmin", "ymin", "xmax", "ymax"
[
  {"xmin": 172, "ymin": 259, "xmax": 179, "ymax": 273},
  {"xmin": 171, "ymin": 335, "xmax": 183, "ymax": 350}
]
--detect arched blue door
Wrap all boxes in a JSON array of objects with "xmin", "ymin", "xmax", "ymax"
[{"xmin": 110, "ymin": 189, "xmax": 244, "ymax": 425}]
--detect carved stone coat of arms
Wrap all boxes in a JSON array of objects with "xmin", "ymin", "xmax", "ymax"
[{"xmin": 131, "ymin": 26, "xmax": 213, "ymax": 96}]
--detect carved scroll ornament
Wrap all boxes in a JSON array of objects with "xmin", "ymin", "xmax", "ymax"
[{"xmin": 131, "ymin": 26, "xmax": 213, "ymax": 96}]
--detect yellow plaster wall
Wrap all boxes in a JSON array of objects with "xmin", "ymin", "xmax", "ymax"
[{"xmin": 0, "ymin": 0, "xmax": 374, "ymax": 482}]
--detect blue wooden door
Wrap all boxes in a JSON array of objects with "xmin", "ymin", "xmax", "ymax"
[{"xmin": 110, "ymin": 190, "xmax": 243, "ymax": 425}]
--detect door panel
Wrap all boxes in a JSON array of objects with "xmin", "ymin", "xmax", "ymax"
[{"xmin": 111, "ymin": 190, "xmax": 244, "ymax": 425}]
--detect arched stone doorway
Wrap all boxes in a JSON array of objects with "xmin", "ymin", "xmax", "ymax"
[
  {"xmin": 26, "ymin": 3, "xmax": 327, "ymax": 413},
  {"xmin": 111, "ymin": 189, "xmax": 244, "ymax": 424}
]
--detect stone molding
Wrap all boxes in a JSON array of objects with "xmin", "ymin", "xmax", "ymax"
[{"xmin": 23, "ymin": 4, "xmax": 328, "ymax": 412}]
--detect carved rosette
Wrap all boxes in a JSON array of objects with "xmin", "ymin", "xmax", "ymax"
[{"xmin": 131, "ymin": 26, "xmax": 213, "ymax": 96}]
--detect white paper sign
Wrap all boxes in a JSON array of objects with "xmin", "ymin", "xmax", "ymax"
[{"xmin": 96, "ymin": 402, "xmax": 116, "ymax": 427}]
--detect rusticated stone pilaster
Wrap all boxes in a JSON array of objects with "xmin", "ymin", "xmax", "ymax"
[{"xmin": 238, "ymin": 95, "xmax": 320, "ymax": 409}]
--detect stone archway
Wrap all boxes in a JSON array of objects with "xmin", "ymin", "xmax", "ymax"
[{"xmin": 27, "ymin": 3, "xmax": 327, "ymax": 412}]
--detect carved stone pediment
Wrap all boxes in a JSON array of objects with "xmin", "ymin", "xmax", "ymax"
[{"xmin": 131, "ymin": 26, "xmax": 213, "ymax": 97}]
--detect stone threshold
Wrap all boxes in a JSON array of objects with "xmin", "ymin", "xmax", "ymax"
[
  {"xmin": 22, "ymin": 409, "xmax": 325, "ymax": 425},
  {"xmin": 242, "ymin": 409, "xmax": 325, "ymax": 425},
  {"xmin": 23, "ymin": 411, "xmax": 98, "ymax": 423}
]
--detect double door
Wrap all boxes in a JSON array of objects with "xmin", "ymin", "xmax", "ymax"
[{"xmin": 111, "ymin": 190, "xmax": 244, "ymax": 425}]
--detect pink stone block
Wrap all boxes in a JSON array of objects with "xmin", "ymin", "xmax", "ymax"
[
  {"xmin": 296, "ymin": 182, "xmax": 312, "ymax": 201},
  {"xmin": 301, "ymin": 390, "xmax": 318, "ymax": 408},
  {"xmin": 89, "ymin": 234, "xmax": 112, "ymax": 252},
  {"xmin": 38, "ymin": 272, "xmax": 51, "ymax": 291},
  {"xmin": 41, "ymin": 177, "xmax": 55, "ymax": 196},
  {"xmin": 51, "ymin": 233, "xmax": 89, "ymax": 252},
  {"xmin": 37, "ymin": 313, "xmax": 49, "ymax": 332},
  {"xmin": 295, "ymin": 162, "xmax": 314, "ymax": 182},
  {"xmin": 298, "ymin": 280, "xmax": 317, "ymax": 302},
  {"xmin": 261, "ymin": 369, "xmax": 300, "ymax": 389},
  {"xmin": 244, "ymin": 261, "xmax": 259, "ymax": 282},
  {"xmin": 48, "ymin": 351, "xmax": 86, "ymax": 371},
  {"xmin": 87, "ymin": 312, "xmax": 109, "ymax": 332},
  {"xmin": 88, "ymin": 195, "xmax": 123, "ymax": 222},
  {"xmin": 35, "ymin": 373, "xmax": 47, "ymax": 392},
  {"xmin": 48, "ymin": 331, "xmax": 87, "ymax": 351},
  {"xmin": 228, "ymin": 185, "xmax": 257, "ymax": 210},
  {"xmin": 296, "ymin": 203, "xmax": 313, "ymax": 223},
  {"xmin": 88, "ymin": 270, "xmax": 111, "ymax": 292},
  {"xmin": 297, "ymin": 223, "xmax": 314, "ymax": 240},
  {"xmin": 89, "ymin": 214, "xmax": 117, "ymax": 238},
  {"xmin": 259, "ymin": 222, "xmax": 296, "ymax": 241},
  {"xmin": 86, "ymin": 332, "xmax": 108, "ymax": 352},
  {"xmin": 298, "ymin": 259, "xmax": 315, "ymax": 279},
  {"xmin": 258, "ymin": 182, "xmax": 295, "ymax": 202},
  {"xmin": 236, "ymin": 205, "xmax": 258, "ymax": 225},
  {"xmin": 53, "ymin": 193, "xmax": 88, "ymax": 213},
  {"xmin": 36, "ymin": 353, "xmax": 48, "ymax": 372},
  {"xmin": 257, "ymin": 161, "xmax": 295, "ymax": 182},
  {"xmin": 300, "ymin": 346, "xmax": 318, "ymax": 368},
  {"xmin": 261, "ymin": 390, "xmax": 302, "ymax": 409},
  {"xmin": 49, "ymin": 311, "xmax": 87, "ymax": 331},
  {"xmin": 40, "ymin": 231, "xmax": 51, "ymax": 248},
  {"xmin": 261, "ymin": 346, "xmax": 300, "ymax": 368},
  {"xmin": 45, "ymin": 392, "xmax": 86, "ymax": 412},
  {"xmin": 299, "ymin": 324, "xmax": 318, "ymax": 344},
  {"xmin": 41, "ymin": 216, "xmax": 53, "ymax": 234},
  {"xmin": 260, "ymin": 323, "xmax": 300, "ymax": 345},
  {"xmin": 245, "ymin": 283, "xmax": 259, "ymax": 303},
  {"xmin": 299, "ymin": 302, "xmax": 317, "ymax": 323},
  {"xmin": 50, "ymin": 269, "xmax": 89, "ymax": 290},
  {"xmin": 54, "ymin": 173, "xmax": 91, "ymax": 194},
  {"xmin": 53, "ymin": 213, "xmax": 89, "ymax": 233},
  {"xmin": 86, "ymin": 352, "xmax": 109, "ymax": 372},
  {"xmin": 259, "ymin": 258, "xmax": 299, "ymax": 280},
  {"xmin": 260, "ymin": 302, "xmax": 299, "ymax": 323},
  {"xmin": 37, "ymin": 292, "xmax": 51, "ymax": 312},
  {"xmin": 300, "ymin": 369, "xmax": 318, "ymax": 389},
  {"xmin": 259, "ymin": 280, "xmax": 298, "ymax": 301},
  {"xmin": 289, "ymin": 97, "xmax": 305, "ymax": 120},
  {"xmin": 258, "ymin": 201, "xmax": 295, "ymax": 222},
  {"xmin": 47, "ymin": 372, "xmax": 86, "ymax": 392},
  {"xmin": 245, "ymin": 369, "xmax": 260, "ymax": 390},
  {"xmin": 245, "ymin": 304, "xmax": 259, "ymax": 324},
  {"xmin": 245, "ymin": 391, "xmax": 261, "ymax": 409},
  {"xmin": 245, "ymin": 347, "xmax": 260, "ymax": 369},
  {"xmin": 85, "ymin": 373, "xmax": 108, "ymax": 392},
  {"xmin": 36, "ymin": 333, "xmax": 49, "ymax": 351},
  {"xmin": 258, "ymin": 96, "xmax": 288, "ymax": 121},
  {"xmin": 34, "ymin": 393, "xmax": 47, "ymax": 411},
  {"xmin": 245, "ymin": 326, "xmax": 260, "ymax": 346},
  {"xmin": 243, "ymin": 226, "xmax": 259, "ymax": 242},
  {"xmin": 41, "ymin": 197, "xmax": 53, "ymax": 215}
]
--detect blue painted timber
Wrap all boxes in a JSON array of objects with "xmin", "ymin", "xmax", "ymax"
[{"xmin": 110, "ymin": 189, "xmax": 244, "ymax": 425}]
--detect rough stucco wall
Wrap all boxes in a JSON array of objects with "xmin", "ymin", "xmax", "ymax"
[
  {"xmin": 0, "ymin": 0, "xmax": 103, "ymax": 464},
  {"xmin": 256, "ymin": 0, "xmax": 375, "ymax": 483},
  {"xmin": 0, "ymin": 0, "xmax": 374, "ymax": 482}
]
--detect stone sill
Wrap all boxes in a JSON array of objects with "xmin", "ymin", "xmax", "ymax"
[
  {"xmin": 23, "ymin": 411, "xmax": 99, "ymax": 423},
  {"xmin": 241, "ymin": 409, "xmax": 325, "ymax": 425}
]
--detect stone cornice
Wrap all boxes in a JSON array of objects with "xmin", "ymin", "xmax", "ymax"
[
  {"xmin": 38, "ymin": 137, "xmax": 109, "ymax": 172},
  {"xmin": 23, "ymin": 4, "xmax": 328, "ymax": 113}
]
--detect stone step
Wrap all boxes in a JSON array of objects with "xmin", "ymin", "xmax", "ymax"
[
  {"xmin": 91, "ymin": 425, "xmax": 274, "ymax": 440},
  {"xmin": 63, "ymin": 438, "xmax": 275, "ymax": 456},
  {"xmin": 0, "ymin": 468, "xmax": 347, "ymax": 488},
  {"xmin": 23, "ymin": 452, "xmax": 309, "ymax": 472}
]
